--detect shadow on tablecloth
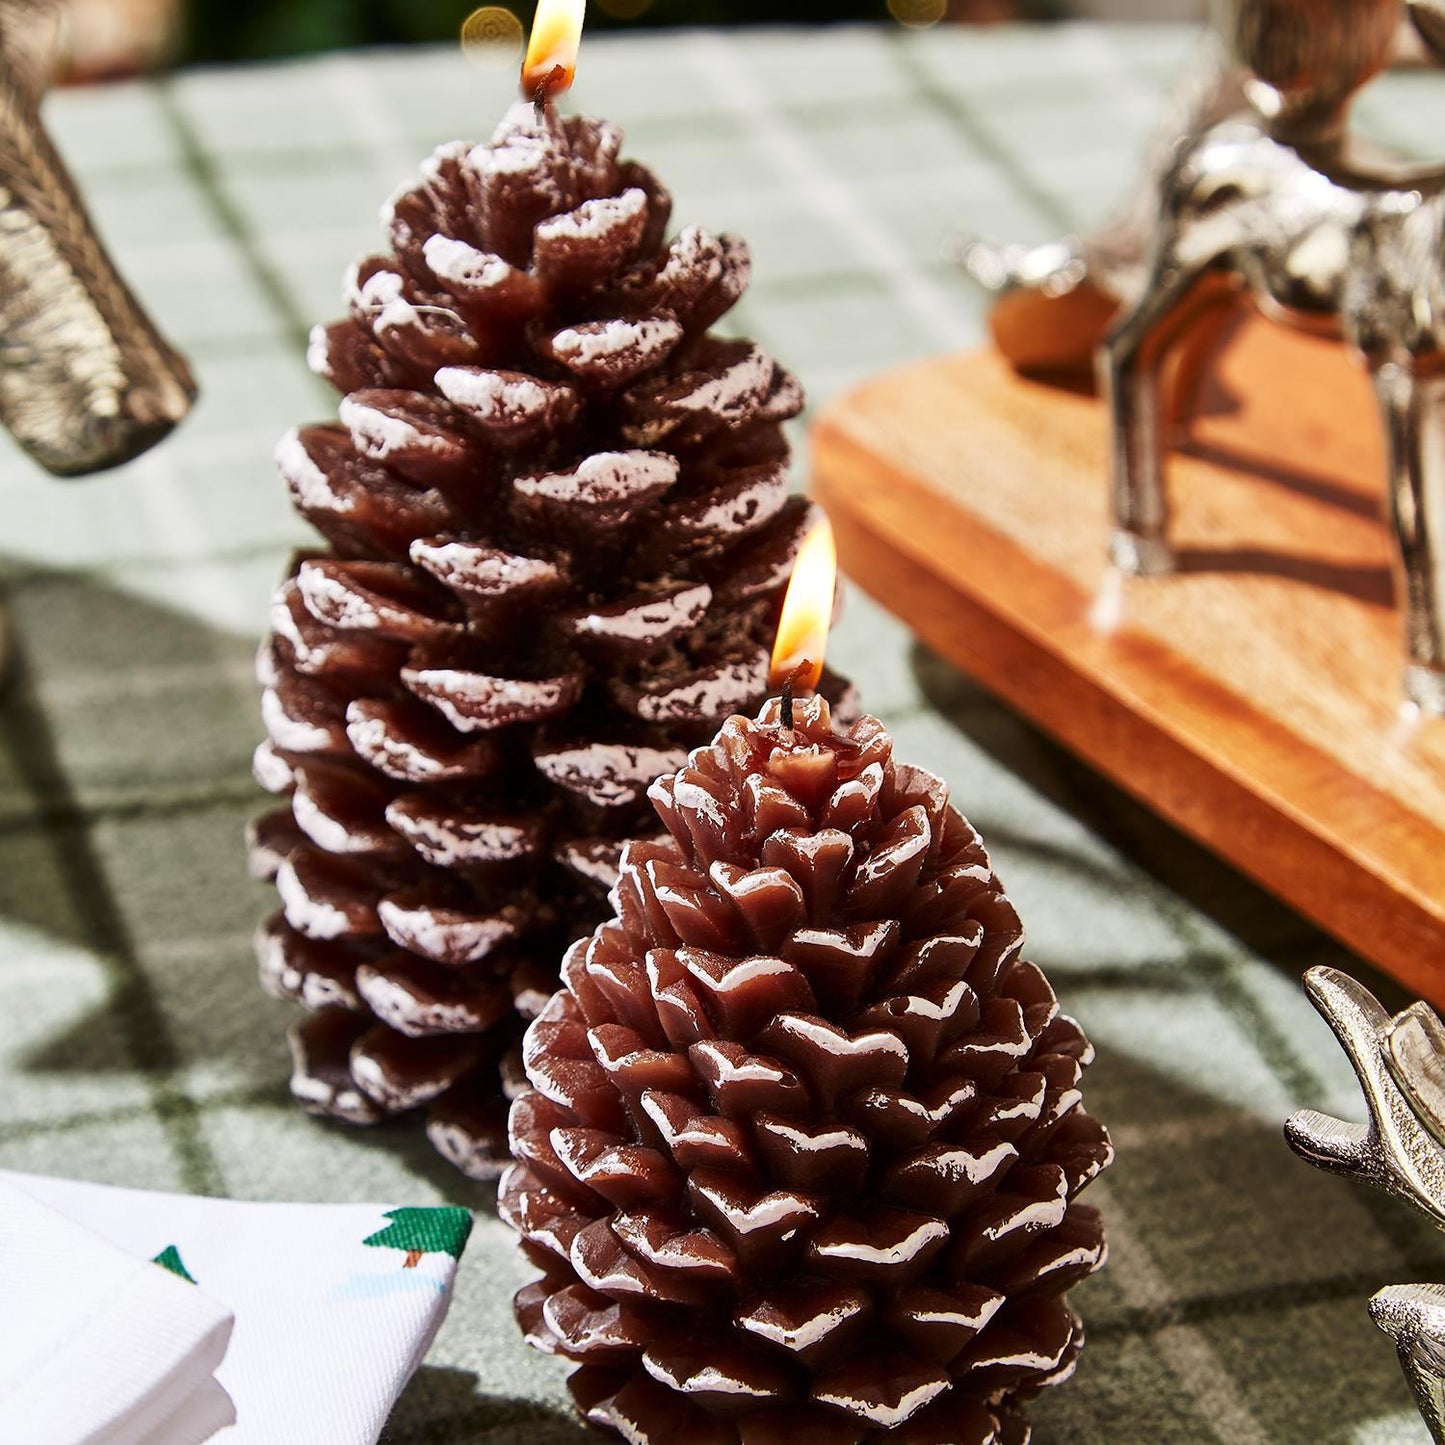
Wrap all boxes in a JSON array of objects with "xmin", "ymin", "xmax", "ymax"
[{"xmin": 915, "ymin": 641, "xmax": 1435, "ymax": 1443}]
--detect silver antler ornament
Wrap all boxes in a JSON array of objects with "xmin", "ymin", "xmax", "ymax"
[
  {"xmin": 1285, "ymin": 966, "xmax": 1445, "ymax": 1441},
  {"xmin": 0, "ymin": 0, "xmax": 195, "ymax": 475}
]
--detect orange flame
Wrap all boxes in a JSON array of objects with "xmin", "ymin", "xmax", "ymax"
[
  {"xmin": 770, "ymin": 517, "xmax": 836, "ymax": 693},
  {"xmin": 521, "ymin": 0, "xmax": 585, "ymax": 101}
]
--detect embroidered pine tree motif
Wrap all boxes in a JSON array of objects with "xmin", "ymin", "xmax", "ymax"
[
  {"xmin": 363, "ymin": 1206, "xmax": 472, "ymax": 1268},
  {"xmin": 152, "ymin": 1245, "xmax": 196, "ymax": 1284}
]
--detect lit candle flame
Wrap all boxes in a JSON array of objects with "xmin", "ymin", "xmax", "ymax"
[
  {"xmin": 522, "ymin": 0, "xmax": 585, "ymax": 101},
  {"xmin": 770, "ymin": 517, "xmax": 836, "ymax": 693}
]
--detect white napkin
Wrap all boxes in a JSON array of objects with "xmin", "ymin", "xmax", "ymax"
[
  {"xmin": 0, "ymin": 1171, "xmax": 474, "ymax": 1445},
  {"xmin": 0, "ymin": 1179, "xmax": 235, "ymax": 1445}
]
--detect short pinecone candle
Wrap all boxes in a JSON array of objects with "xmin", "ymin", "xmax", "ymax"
[
  {"xmin": 249, "ymin": 98, "xmax": 848, "ymax": 1180},
  {"xmin": 500, "ymin": 694, "xmax": 1112, "ymax": 1444}
]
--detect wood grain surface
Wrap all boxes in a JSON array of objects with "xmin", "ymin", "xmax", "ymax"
[{"xmin": 811, "ymin": 317, "xmax": 1445, "ymax": 1002}]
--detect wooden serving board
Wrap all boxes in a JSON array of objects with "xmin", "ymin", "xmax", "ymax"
[{"xmin": 810, "ymin": 316, "xmax": 1445, "ymax": 1003}]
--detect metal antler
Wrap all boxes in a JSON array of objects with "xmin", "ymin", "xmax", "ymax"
[
  {"xmin": 0, "ymin": 0, "xmax": 196, "ymax": 475},
  {"xmin": 1286, "ymin": 965, "xmax": 1445, "ymax": 1442}
]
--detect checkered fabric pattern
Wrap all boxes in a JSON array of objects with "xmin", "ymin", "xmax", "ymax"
[{"xmin": 3, "ymin": 21, "xmax": 1444, "ymax": 1442}]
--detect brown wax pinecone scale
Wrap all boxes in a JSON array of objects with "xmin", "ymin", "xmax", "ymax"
[
  {"xmin": 501, "ymin": 697, "xmax": 1113, "ymax": 1444},
  {"xmin": 249, "ymin": 100, "xmax": 846, "ymax": 1179}
]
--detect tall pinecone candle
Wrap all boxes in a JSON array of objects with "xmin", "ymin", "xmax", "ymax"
[
  {"xmin": 248, "ymin": 52, "xmax": 850, "ymax": 1177},
  {"xmin": 500, "ymin": 685, "xmax": 1113, "ymax": 1443}
]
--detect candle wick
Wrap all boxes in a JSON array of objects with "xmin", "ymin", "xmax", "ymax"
[
  {"xmin": 530, "ymin": 65, "xmax": 565, "ymax": 117},
  {"xmin": 780, "ymin": 661, "xmax": 810, "ymax": 731}
]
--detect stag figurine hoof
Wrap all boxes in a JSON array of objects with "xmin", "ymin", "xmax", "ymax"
[
  {"xmin": 1406, "ymin": 665, "xmax": 1445, "ymax": 716},
  {"xmin": 1108, "ymin": 529, "xmax": 1174, "ymax": 578}
]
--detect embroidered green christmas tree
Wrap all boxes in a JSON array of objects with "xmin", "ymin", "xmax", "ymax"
[
  {"xmin": 152, "ymin": 1245, "xmax": 195, "ymax": 1284},
  {"xmin": 362, "ymin": 1207, "xmax": 472, "ymax": 1269}
]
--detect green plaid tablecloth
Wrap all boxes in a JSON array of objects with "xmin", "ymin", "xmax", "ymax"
[{"xmin": 4, "ymin": 21, "xmax": 1444, "ymax": 1442}]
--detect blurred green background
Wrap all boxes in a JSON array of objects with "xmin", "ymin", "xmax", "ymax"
[
  {"xmin": 190, "ymin": 1, "xmax": 869, "ymax": 62},
  {"xmin": 73, "ymin": 0, "xmax": 1189, "ymax": 79},
  {"xmin": 180, "ymin": 0, "xmax": 1030, "ymax": 64}
]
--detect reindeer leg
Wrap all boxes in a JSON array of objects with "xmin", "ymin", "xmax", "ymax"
[
  {"xmin": 1162, "ymin": 281, "xmax": 1243, "ymax": 431},
  {"xmin": 1374, "ymin": 359, "xmax": 1445, "ymax": 712},
  {"xmin": 1100, "ymin": 250, "xmax": 1213, "ymax": 575}
]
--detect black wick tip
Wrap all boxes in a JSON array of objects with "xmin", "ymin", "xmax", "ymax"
[
  {"xmin": 532, "ymin": 65, "xmax": 566, "ymax": 118},
  {"xmin": 780, "ymin": 661, "xmax": 810, "ymax": 731}
]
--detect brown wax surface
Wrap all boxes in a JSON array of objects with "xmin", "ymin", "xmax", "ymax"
[
  {"xmin": 251, "ymin": 96, "xmax": 856, "ymax": 1178},
  {"xmin": 502, "ymin": 697, "xmax": 1111, "ymax": 1443}
]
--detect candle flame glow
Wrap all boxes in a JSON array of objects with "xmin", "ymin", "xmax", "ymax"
[
  {"xmin": 770, "ymin": 517, "xmax": 836, "ymax": 693},
  {"xmin": 522, "ymin": 0, "xmax": 585, "ymax": 101}
]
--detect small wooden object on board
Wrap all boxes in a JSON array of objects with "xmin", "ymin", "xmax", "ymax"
[
  {"xmin": 811, "ymin": 316, "xmax": 1445, "ymax": 1006},
  {"xmin": 62, "ymin": 0, "xmax": 181, "ymax": 80}
]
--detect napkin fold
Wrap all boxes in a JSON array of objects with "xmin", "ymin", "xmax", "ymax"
[
  {"xmin": 0, "ymin": 1171, "xmax": 474, "ymax": 1445},
  {"xmin": 0, "ymin": 1179, "xmax": 235, "ymax": 1445}
]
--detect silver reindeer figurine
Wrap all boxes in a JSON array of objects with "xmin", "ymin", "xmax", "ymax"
[
  {"xmin": 1287, "ymin": 966, "xmax": 1445, "ymax": 1441},
  {"xmin": 1103, "ymin": 0, "xmax": 1445, "ymax": 710},
  {"xmin": 0, "ymin": 0, "xmax": 194, "ymax": 475},
  {"xmin": 961, "ymin": 2, "xmax": 1445, "ymax": 365},
  {"xmin": 965, "ymin": 0, "xmax": 1445, "ymax": 710}
]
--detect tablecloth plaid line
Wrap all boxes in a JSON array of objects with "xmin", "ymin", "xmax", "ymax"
[
  {"xmin": 884, "ymin": 30, "xmax": 1079, "ymax": 234},
  {"xmin": 981, "ymin": 774, "xmax": 1346, "ymax": 1443},
  {"xmin": 154, "ymin": 79, "xmax": 320, "ymax": 358},
  {"xmin": 1010, "ymin": 743, "xmax": 1445, "ymax": 1284},
  {"xmin": 1092, "ymin": 1270, "xmax": 1433, "ymax": 1342},
  {"xmin": 0, "ymin": 780, "xmax": 258, "ymax": 832},
  {"xmin": 683, "ymin": 31, "xmax": 977, "ymax": 352},
  {"xmin": 914, "ymin": 657, "xmax": 1445, "ymax": 1433},
  {"xmin": 0, "ymin": 1083, "xmax": 280, "ymax": 1148},
  {"xmin": 1, "ymin": 643, "xmax": 229, "ymax": 1199},
  {"xmin": 1, "ymin": 24, "xmax": 1441, "ymax": 1441},
  {"xmin": 319, "ymin": 51, "xmax": 453, "ymax": 203},
  {"xmin": 0, "ymin": 543, "xmax": 314, "ymax": 593},
  {"xmin": 1094, "ymin": 1179, "xmax": 1276, "ymax": 1445}
]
